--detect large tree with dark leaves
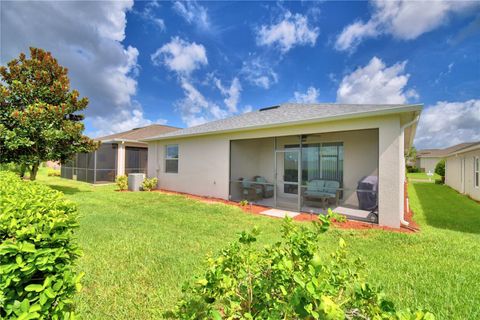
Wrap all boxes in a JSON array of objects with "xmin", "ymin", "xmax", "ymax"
[{"xmin": 0, "ymin": 47, "xmax": 98, "ymax": 180}]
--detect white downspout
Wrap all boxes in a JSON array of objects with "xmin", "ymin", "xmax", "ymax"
[{"xmin": 400, "ymin": 115, "xmax": 420, "ymax": 226}]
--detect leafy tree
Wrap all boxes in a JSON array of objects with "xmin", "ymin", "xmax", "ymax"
[
  {"xmin": 0, "ymin": 47, "xmax": 98, "ymax": 180},
  {"xmin": 406, "ymin": 146, "xmax": 417, "ymax": 165}
]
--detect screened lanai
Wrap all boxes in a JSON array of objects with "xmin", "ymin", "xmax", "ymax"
[
  {"xmin": 61, "ymin": 143, "xmax": 118, "ymax": 183},
  {"xmin": 229, "ymin": 129, "xmax": 379, "ymax": 222},
  {"xmin": 60, "ymin": 143, "xmax": 148, "ymax": 183}
]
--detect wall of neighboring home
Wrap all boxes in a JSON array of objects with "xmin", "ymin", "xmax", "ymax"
[
  {"xmin": 446, "ymin": 149, "xmax": 480, "ymax": 201},
  {"xmin": 418, "ymin": 157, "xmax": 440, "ymax": 173},
  {"xmin": 147, "ymin": 114, "xmax": 406, "ymax": 228}
]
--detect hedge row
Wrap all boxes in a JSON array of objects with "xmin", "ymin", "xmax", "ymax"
[{"xmin": 0, "ymin": 171, "xmax": 82, "ymax": 319}]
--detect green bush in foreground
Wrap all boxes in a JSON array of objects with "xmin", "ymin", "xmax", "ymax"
[
  {"xmin": 0, "ymin": 171, "xmax": 82, "ymax": 319},
  {"xmin": 173, "ymin": 213, "xmax": 434, "ymax": 319},
  {"xmin": 142, "ymin": 177, "xmax": 158, "ymax": 191},
  {"xmin": 115, "ymin": 175, "xmax": 128, "ymax": 191}
]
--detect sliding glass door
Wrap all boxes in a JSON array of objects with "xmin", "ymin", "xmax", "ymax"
[{"xmin": 285, "ymin": 142, "xmax": 344, "ymax": 186}]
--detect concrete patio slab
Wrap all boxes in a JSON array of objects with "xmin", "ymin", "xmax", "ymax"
[{"xmin": 260, "ymin": 208, "xmax": 300, "ymax": 218}]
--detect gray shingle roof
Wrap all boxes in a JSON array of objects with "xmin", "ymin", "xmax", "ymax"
[
  {"xmin": 144, "ymin": 103, "xmax": 422, "ymax": 141},
  {"xmin": 96, "ymin": 124, "xmax": 180, "ymax": 142}
]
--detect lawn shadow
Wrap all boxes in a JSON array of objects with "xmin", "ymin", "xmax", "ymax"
[
  {"xmin": 48, "ymin": 184, "xmax": 90, "ymax": 195},
  {"xmin": 412, "ymin": 183, "xmax": 480, "ymax": 234}
]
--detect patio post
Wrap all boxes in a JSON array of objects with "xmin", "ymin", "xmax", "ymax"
[
  {"xmin": 298, "ymin": 135, "xmax": 302, "ymax": 212},
  {"xmin": 273, "ymin": 137, "xmax": 277, "ymax": 207},
  {"xmin": 93, "ymin": 150, "xmax": 97, "ymax": 184}
]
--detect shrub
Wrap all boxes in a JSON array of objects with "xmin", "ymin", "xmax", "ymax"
[
  {"xmin": 141, "ymin": 177, "xmax": 158, "ymax": 191},
  {"xmin": 173, "ymin": 213, "xmax": 434, "ymax": 319},
  {"xmin": 435, "ymin": 159, "xmax": 445, "ymax": 178},
  {"xmin": 406, "ymin": 165, "xmax": 419, "ymax": 173},
  {"xmin": 115, "ymin": 175, "xmax": 128, "ymax": 191},
  {"xmin": 0, "ymin": 162, "xmax": 23, "ymax": 174},
  {"xmin": 47, "ymin": 169, "xmax": 61, "ymax": 177},
  {"xmin": 0, "ymin": 171, "xmax": 82, "ymax": 319}
]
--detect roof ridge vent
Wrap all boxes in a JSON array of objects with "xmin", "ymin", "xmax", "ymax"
[{"xmin": 259, "ymin": 105, "xmax": 280, "ymax": 111}]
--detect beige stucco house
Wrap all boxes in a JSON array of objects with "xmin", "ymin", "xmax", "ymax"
[
  {"xmin": 445, "ymin": 142, "xmax": 480, "ymax": 201},
  {"xmin": 416, "ymin": 143, "xmax": 476, "ymax": 173},
  {"xmin": 61, "ymin": 124, "xmax": 178, "ymax": 183},
  {"xmin": 144, "ymin": 103, "xmax": 422, "ymax": 228}
]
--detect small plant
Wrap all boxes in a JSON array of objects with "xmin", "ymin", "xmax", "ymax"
[
  {"xmin": 172, "ymin": 215, "xmax": 434, "ymax": 319},
  {"xmin": 142, "ymin": 177, "xmax": 158, "ymax": 191},
  {"xmin": 115, "ymin": 175, "xmax": 128, "ymax": 191},
  {"xmin": 326, "ymin": 209, "xmax": 347, "ymax": 222},
  {"xmin": 47, "ymin": 169, "xmax": 61, "ymax": 177},
  {"xmin": 239, "ymin": 199, "xmax": 249, "ymax": 206}
]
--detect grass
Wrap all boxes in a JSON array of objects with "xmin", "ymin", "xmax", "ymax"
[
  {"xmin": 35, "ymin": 170, "xmax": 480, "ymax": 319},
  {"xmin": 407, "ymin": 172, "xmax": 441, "ymax": 181}
]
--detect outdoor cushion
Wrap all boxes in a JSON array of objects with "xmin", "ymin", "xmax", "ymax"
[
  {"xmin": 305, "ymin": 179, "xmax": 339, "ymax": 198},
  {"xmin": 324, "ymin": 180, "xmax": 340, "ymax": 191},
  {"xmin": 255, "ymin": 176, "xmax": 267, "ymax": 183},
  {"xmin": 255, "ymin": 176, "xmax": 273, "ymax": 190},
  {"xmin": 255, "ymin": 176, "xmax": 274, "ymax": 197}
]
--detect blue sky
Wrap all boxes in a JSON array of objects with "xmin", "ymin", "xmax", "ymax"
[{"xmin": 1, "ymin": 0, "xmax": 480, "ymax": 148}]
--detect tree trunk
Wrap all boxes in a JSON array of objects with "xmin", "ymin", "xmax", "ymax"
[
  {"xmin": 30, "ymin": 161, "xmax": 40, "ymax": 181},
  {"xmin": 19, "ymin": 163, "xmax": 27, "ymax": 178}
]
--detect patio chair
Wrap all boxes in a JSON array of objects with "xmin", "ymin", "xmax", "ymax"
[
  {"xmin": 240, "ymin": 178, "xmax": 263, "ymax": 201},
  {"xmin": 254, "ymin": 176, "xmax": 274, "ymax": 198}
]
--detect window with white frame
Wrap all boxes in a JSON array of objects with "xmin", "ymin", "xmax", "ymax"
[
  {"xmin": 165, "ymin": 144, "xmax": 179, "ymax": 173},
  {"xmin": 475, "ymin": 157, "xmax": 479, "ymax": 188}
]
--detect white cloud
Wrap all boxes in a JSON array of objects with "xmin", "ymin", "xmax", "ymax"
[
  {"xmin": 335, "ymin": 0, "xmax": 480, "ymax": 52},
  {"xmin": 134, "ymin": 0, "xmax": 165, "ymax": 31},
  {"xmin": 335, "ymin": 20, "xmax": 380, "ymax": 52},
  {"xmin": 241, "ymin": 57, "xmax": 278, "ymax": 89},
  {"xmin": 257, "ymin": 11, "xmax": 319, "ymax": 53},
  {"xmin": 242, "ymin": 105, "xmax": 253, "ymax": 113},
  {"xmin": 214, "ymin": 77, "xmax": 242, "ymax": 113},
  {"xmin": 415, "ymin": 100, "xmax": 480, "ymax": 149},
  {"xmin": 336, "ymin": 56, "xmax": 418, "ymax": 104},
  {"xmin": 172, "ymin": 1, "xmax": 210, "ymax": 31},
  {"xmin": 90, "ymin": 108, "xmax": 154, "ymax": 138},
  {"xmin": 151, "ymin": 37, "xmax": 208, "ymax": 75},
  {"xmin": 1, "ymin": 1, "xmax": 153, "ymax": 135},
  {"xmin": 176, "ymin": 79, "xmax": 228, "ymax": 127},
  {"xmin": 293, "ymin": 86, "xmax": 320, "ymax": 103}
]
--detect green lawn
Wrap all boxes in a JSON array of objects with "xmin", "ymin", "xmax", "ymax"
[
  {"xmin": 36, "ymin": 171, "xmax": 480, "ymax": 319},
  {"xmin": 407, "ymin": 172, "xmax": 441, "ymax": 181}
]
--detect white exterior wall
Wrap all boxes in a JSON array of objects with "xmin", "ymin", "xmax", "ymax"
[
  {"xmin": 418, "ymin": 157, "xmax": 440, "ymax": 173},
  {"xmin": 148, "ymin": 114, "xmax": 406, "ymax": 228},
  {"xmin": 446, "ymin": 149, "xmax": 480, "ymax": 201}
]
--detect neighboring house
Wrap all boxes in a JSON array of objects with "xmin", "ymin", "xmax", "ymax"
[
  {"xmin": 143, "ymin": 103, "xmax": 422, "ymax": 228},
  {"xmin": 416, "ymin": 143, "xmax": 477, "ymax": 173},
  {"xmin": 61, "ymin": 124, "xmax": 179, "ymax": 183},
  {"xmin": 445, "ymin": 142, "xmax": 480, "ymax": 201}
]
